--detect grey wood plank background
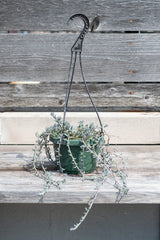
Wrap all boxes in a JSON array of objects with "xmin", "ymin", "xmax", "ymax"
[
  {"xmin": 1, "ymin": 33, "xmax": 160, "ymax": 83},
  {"xmin": 0, "ymin": 1, "xmax": 159, "ymax": 238},
  {"xmin": 0, "ymin": 83, "xmax": 159, "ymax": 111},
  {"xmin": 1, "ymin": 145, "xmax": 160, "ymax": 172},
  {"xmin": 0, "ymin": 0, "xmax": 160, "ymax": 31},
  {"xmin": 0, "ymin": 144, "xmax": 160, "ymax": 203}
]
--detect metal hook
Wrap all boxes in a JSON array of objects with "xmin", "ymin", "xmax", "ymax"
[{"xmin": 68, "ymin": 14, "xmax": 90, "ymax": 52}]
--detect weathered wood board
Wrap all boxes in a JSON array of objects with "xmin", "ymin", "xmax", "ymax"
[
  {"xmin": 0, "ymin": 83, "xmax": 159, "ymax": 112},
  {"xmin": 0, "ymin": 112, "xmax": 160, "ymax": 144},
  {"xmin": 0, "ymin": 171, "xmax": 159, "ymax": 204},
  {"xmin": 1, "ymin": 33, "xmax": 160, "ymax": 83},
  {"xmin": 0, "ymin": 145, "xmax": 160, "ymax": 172},
  {"xmin": 0, "ymin": 0, "xmax": 160, "ymax": 31},
  {"xmin": 0, "ymin": 145, "xmax": 159, "ymax": 203}
]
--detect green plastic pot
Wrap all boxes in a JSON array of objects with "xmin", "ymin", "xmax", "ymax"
[{"xmin": 50, "ymin": 135, "xmax": 98, "ymax": 174}]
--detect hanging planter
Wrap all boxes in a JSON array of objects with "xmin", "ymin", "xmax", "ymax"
[
  {"xmin": 33, "ymin": 13, "xmax": 128, "ymax": 232},
  {"xmin": 49, "ymin": 14, "xmax": 104, "ymax": 175}
]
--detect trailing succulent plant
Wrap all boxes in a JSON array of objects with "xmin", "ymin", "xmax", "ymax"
[{"xmin": 32, "ymin": 112, "xmax": 128, "ymax": 231}]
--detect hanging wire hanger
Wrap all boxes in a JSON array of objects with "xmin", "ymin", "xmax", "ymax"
[{"xmin": 62, "ymin": 14, "xmax": 104, "ymax": 135}]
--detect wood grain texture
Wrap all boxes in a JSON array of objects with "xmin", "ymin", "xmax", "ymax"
[
  {"xmin": 0, "ymin": 145, "xmax": 160, "ymax": 172},
  {"xmin": 0, "ymin": 145, "xmax": 159, "ymax": 203},
  {"xmin": 1, "ymin": 33, "xmax": 160, "ymax": 83},
  {"xmin": 0, "ymin": 0, "xmax": 160, "ymax": 31},
  {"xmin": 0, "ymin": 83, "xmax": 159, "ymax": 112},
  {"xmin": 0, "ymin": 112, "xmax": 160, "ymax": 144}
]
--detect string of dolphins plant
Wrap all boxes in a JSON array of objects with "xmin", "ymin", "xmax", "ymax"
[{"xmin": 32, "ymin": 112, "xmax": 129, "ymax": 231}]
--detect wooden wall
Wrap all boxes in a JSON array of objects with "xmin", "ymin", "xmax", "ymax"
[
  {"xmin": 0, "ymin": 0, "xmax": 160, "ymax": 112},
  {"xmin": 0, "ymin": 2, "xmax": 160, "ymax": 239}
]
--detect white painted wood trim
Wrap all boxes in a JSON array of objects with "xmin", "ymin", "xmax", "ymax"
[{"xmin": 0, "ymin": 112, "xmax": 160, "ymax": 144}]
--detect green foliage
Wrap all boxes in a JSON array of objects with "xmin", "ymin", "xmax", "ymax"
[
  {"xmin": 33, "ymin": 113, "xmax": 129, "ymax": 231},
  {"xmin": 50, "ymin": 112, "xmax": 103, "ymax": 144}
]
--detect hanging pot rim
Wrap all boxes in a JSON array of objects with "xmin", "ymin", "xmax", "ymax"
[{"xmin": 50, "ymin": 135, "xmax": 97, "ymax": 147}]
